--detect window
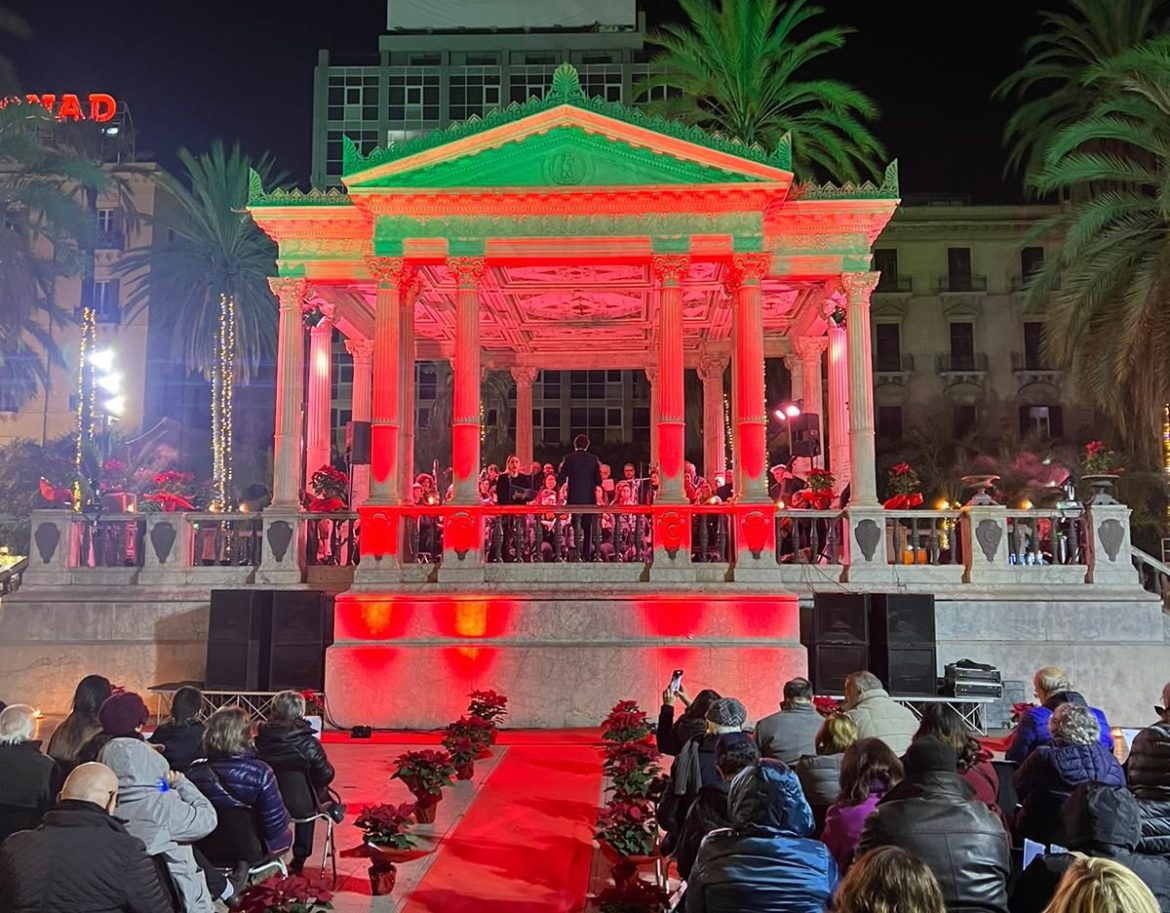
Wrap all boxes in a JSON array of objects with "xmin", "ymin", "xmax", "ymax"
[
  {"xmin": 408, "ymin": 53, "xmax": 441, "ymax": 65},
  {"xmin": 541, "ymin": 407, "xmax": 561, "ymax": 444},
  {"xmin": 449, "ymin": 69, "xmax": 502, "ymax": 121},
  {"xmin": 510, "ymin": 66, "xmax": 554, "ymax": 103},
  {"xmin": 525, "ymin": 54, "xmax": 558, "ymax": 65},
  {"xmin": 1023, "ymin": 322, "xmax": 1046, "ymax": 370},
  {"xmin": 569, "ymin": 370, "xmax": 606, "ymax": 399},
  {"xmin": 632, "ymin": 406, "xmax": 651, "ymax": 444},
  {"xmin": 1020, "ymin": 404, "xmax": 1064, "ymax": 439},
  {"xmin": 947, "ymin": 247, "xmax": 973, "ymax": 291},
  {"xmin": 330, "ymin": 407, "xmax": 352, "ymax": 436},
  {"xmin": 949, "ymin": 322, "xmax": 975, "ymax": 371},
  {"xmin": 579, "ymin": 66, "xmax": 623, "ymax": 103},
  {"xmin": 388, "ymin": 70, "xmax": 440, "ymax": 122},
  {"xmin": 1021, "ymin": 246, "xmax": 1044, "ymax": 280},
  {"xmin": 417, "ymin": 406, "xmax": 430, "ymax": 430},
  {"xmin": 93, "ymin": 279, "xmax": 120, "ymax": 324},
  {"xmin": 95, "ymin": 209, "xmax": 122, "ymax": 249},
  {"xmin": 877, "ymin": 405, "xmax": 903, "ymax": 439},
  {"xmin": 873, "ymin": 249, "xmax": 899, "ymax": 291},
  {"xmin": 953, "ymin": 404, "xmax": 978, "ymax": 437},
  {"xmin": 97, "ymin": 209, "xmax": 115, "ymax": 233},
  {"xmin": 606, "ymin": 370, "xmax": 623, "ymax": 383},
  {"xmin": 540, "ymin": 370, "xmax": 561, "ymax": 399},
  {"xmin": 329, "ymin": 340, "xmax": 353, "ymax": 400},
  {"xmin": 606, "ymin": 408, "xmax": 622, "ymax": 427},
  {"xmin": 416, "ymin": 363, "xmax": 437, "ymax": 400},
  {"xmin": 874, "ymin": 323, "xmax": 902, "ymax": 372}
]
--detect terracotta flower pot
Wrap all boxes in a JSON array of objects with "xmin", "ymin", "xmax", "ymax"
[
  {"xmin": 414, "ymin": 794, "xmax": 440, "ymax": 824},
  {"xmin": 455, "ymin": 761, "xmax": 474, "ymax": 780},
  {"xmin": 368, "ymin": 862, "xmax": 397, "ymax": 895}
]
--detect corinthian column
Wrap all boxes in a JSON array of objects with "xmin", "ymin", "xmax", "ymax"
[
  {"xmin": 305, "ymin": 304, "xmax": 335, "ymax": 491},
  {"xmin": 449, "ymin": 257, "xmax": 485, "ymax": 504},
  {"xmin": 398, "ymin": 277, "xmax": 420, "ymax": 503},
  {"xmin": 726, "ymin": 253, "xmax": 771, "ymax": 502},
  {"xmin": 511, "ymin": 366, "xmax": 539, "ymax": 469},
  {"xmin": 827, "ymin": 304, "xmax": 850, "ymax": 492},
  {"xmin": 645, "ymin": 365, "xmax": 660, "ymax": 470},
  {"xmin": 366, "ymin": 257, "xmax": 412, "ymax": 505},
  {"xmin": 345, "ymin": 338, "xmax": 374, "ymax": 506},
  {"xmin": 792, "ymin": 336, "xmax": 828, "ymax": 470},
  {"xmin": 842, "ymin": 271, "xmax": 881, "ymax": 506},
  {"xmin": 698, "ymin": 353, "xmax": 728, "ymax": 480},
  {"xmin": 653, "ymin": 255, "xmax": 689, "ymax": 503},
  {"xmin": 268, "ymin": 277, "xmax": 308, "ymax": 508}
]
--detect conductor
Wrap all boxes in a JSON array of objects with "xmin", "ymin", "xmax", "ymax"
[{"xmin": 557, "ymin": 433, "xmax": 603, "ymax": 561}]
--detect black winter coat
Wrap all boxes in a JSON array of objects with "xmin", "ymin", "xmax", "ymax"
[
  {"xmin": 656, "ymin": 704, "xmax": 709, "ymax": 757},
  {"xmin": 187, "ymin": 752, "xmax": 291, "ymax": 854},
  {"xmin": 660, "ymin": 733, "xmax": 723, "ymax": 843},
  {"xmin": 1127, "ymin": 720, "xmax": 1170, "ymax": 855},
  {"xmin": 675, "ymin": 781, "xmax": 733, "ymax": 880},
  {"xmin": 0, "ymin": 799, "xmax": 174, "ymax": 913},
  {"xmin": 557, "ymin": 449, "xmax": 601, "ymax": 505},
  {"xmin": 0, "ymin": 741, "xmax": 63, "ymax": 842},
  {"xmin": 1014, "ymin": 740, "xmax": 1125, "ymax": 845},
  {"xmin": 255, "ymin": 719, "xmax": 335, "ymax": 818},
  {"xmin": 860, "ymin": 770, "xmax": 1010, "ymax": 913},
  {"xmin": 148, "ymin": 720, "xmax": 205, "ymax": 773}
]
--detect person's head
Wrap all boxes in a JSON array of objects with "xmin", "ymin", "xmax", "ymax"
[
  {"xmin": 542, "ymin": 463, "xmax": 554, "ymax": 476},
  {"xmin": 506, "ymin": 455, "xmax": 521, "ymax": 474},
  {"xmin": 695, "ymin": 480, "xmax": 713, "ymax": 502},
  {"xmin": 902, "ymin": 736, "xmax": 957, "ymax": 780},
  {"xmin": 203, "ymin": 706, "xmax": 253, "ymax": 757},
  {"xmin": 685, "ymin": 462, "xmax": 696, "ymax": 481},
  {"xmin": 478, "ymin": 479, "xmax": 491, "ymax": 497},
  {"xmin": 70, "ymin": 674, "xmax": 113, "ymax": 720},
  {"xmin": 417, "ymin": 473, "xmax": 434, "ymax": 491},
  {"xmin": 1034, "ymin": 665, "xmax": 1073, "ymax": 702},
  {"xmin": 544, "ymin": 473, "xmax": 557, "ymax": 491},
  {"xmin": 844, "ymin": 671, "xmax": 884, "ymax": 706},
  {"xmin": 100, "ymin": 735, "xmax": 168, "ymax": 791},
  {"xmin": 838, "ymin": 737, "xmax": 904, "ymax": 805},
  {"xmin": 705, "ymin": 697, "xmax": 746, "ymax": 734},
  {"xmin": 913, "ymin": 703, "xmax": 980, "ymax": 772},
  {"xmin": 835, "ymin": 846, "xmax": 946, "ymax": 913},
  {"xmin": 487, "ymin": 464, "xmax": 499, "ymax": 480},
  {"xmin": 815, "ymin": 712, "xmax": 859, "ymax": 756},
  {"xmin": 728, "ymin": 760, "xmax": 812, "ymax": 831},
  {"xmin": 531, "ymin": 461, "xmax": 542, "ymax": 475},
  {"xmin": 1043, "ymin": 856, "xmax": 1160, "ymax": 913},
  {"xmin": 624, "ymin": 463, "xmax": 635, "ymax": 480},
  {"xmin": 170, "ymin": 687, "xmax": 202, "ymax": 724},
  {"xmin": 771, "ymin": 464, "xmax": 788, "ymax": 481},
  {"xmin": 715, "ymin": 733, "xmax": 759, "ymax": 781},
  {"xmin": 1061, "ymin": 784, "xmax": 1142, "ymax": 853},
  {"xmin": 62, "ymin": 762, "xmax": 119, "ymax": 814},
  {"xmin": 270, "ymin": 690, "xmax": 307, "ymax": 722},
  {"xmin": 0, "ymin": 704, "xmax": 37, "ymax": 745},
  {"xmin": 781, "ymin": 677, "xmax": 813, "ymax": 708},
  {"xmin": 600, "ymin": 463, "xmax": 611, "ymax": 480},
  {"xmin": 1156, "ymin": 682, "xmax": 1170, "ymax": 720},
  {"xmin": 412, "ymin": 483, "xmax": 423, "ymax": 501},
  {"xmin": 573, "ymin": 433, "xmax": 589, "ymax": 451},
  {"xmin": 98, "ymin": 692, "xmax": 150, "ymax": 737},
  {"xmin": 683, "ymin": 689, "xmax": 721, "ymax": 721},
  {"xmin": 1050, "ymin": 701, "xmax": 1101, "ymax": 746}
]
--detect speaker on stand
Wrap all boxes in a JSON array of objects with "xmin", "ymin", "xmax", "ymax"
[
  {"xmin": 804, "ymin": 593, "xmax": 870, "ymax": 694},
  {"xmin": 268, "ymin": 591, "xmax": 334, "ymax": 691},
  {"xmin": 869, "ymin": 593, "xmax": 937, "ymax": 696},
  {"xmin": 205, "ymin": 590, "xmax": 273, "ymax": 690}
]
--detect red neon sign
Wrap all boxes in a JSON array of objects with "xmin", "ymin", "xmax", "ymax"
[{"xmin": 25, "ymin": 93, "xmax": 117, "ymax": 123}]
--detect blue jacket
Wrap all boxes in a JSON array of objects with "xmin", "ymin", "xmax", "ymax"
[
  {"xmin": 1014, "ymin": 740, "xmax": 1126, "ymax": 845},
  {"xmin": 187, "ymin": 752, "xmax": 291, "ymax": 854},
  {"xmin": 687, "ymin": 760, "xmax": 836, "ymax": 913},
  {"xmin": 1006, "ymin": 691, "xmax": 1111, "ymax": 763}
]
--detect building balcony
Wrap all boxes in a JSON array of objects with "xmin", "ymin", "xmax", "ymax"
[
  {"xmin": 1012, "ymin": 352, "xmax": 1062, "ymax": 384},
  {"xmin": 937, "ymin": 353, "xmax": 989, "ymax": 385},
  {"xmin": 937, "ymin": 275, "xmax": 987, "ymax": 293},
  {"xmin": 874, "ymin": 276, "xmax": 913, "ymax": 295},
  {"xmin": 95, "ymin": 229, "xmax": 124, "ymax": 250},
  {"xmin": 874, "ymin": 353, "xmax": 914, "ymax": 385}
]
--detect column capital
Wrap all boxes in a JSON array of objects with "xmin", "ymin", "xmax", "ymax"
[
  {"xmin": 644, "ymin": 365, "xmax": 660, "ymax": 385},
  {"xmin": 697, "ymin": 353, "xmax": 728, "ymax": 382},
  {"xmin": 651, "ymin": 255, "xmax": 690, "ymax": 287},
  {"xmin": 723, "ymin": 253, "xmax": 771, "ymax": 293},
  {"xmin": 447, "ymin": 257, "xmax": 486, "ymax": 289},
  {"xmin": 792, "ymin": 335, "xmax": 829, "ymax": 361},
  {"xmin": 345, "ymin": 337, "xmax": 375, "ymax": 363},
  {"xmin": 268, "ymin": 277, "xmax": 308, "ymax": 309},
  {"xmin": 365, "ymin": 256, "xmax": 413, "ymax": 290},
  {"xmin": 307, "ymin": 298, "xmax": 336, "ymax": 326},
  {"xmin": 510, "ymin": 366, "xmax": 539, "ymax": 386},
  {"xmin": 840, "ymin": 271, "xmax": 880, "ymax": 302},
  {"xmin": 783, "ymin": 353, "xmax": 801, "ymax": 374}
]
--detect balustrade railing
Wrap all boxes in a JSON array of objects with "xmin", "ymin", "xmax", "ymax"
[
  {"xmin": 1004, "ymin": 509, "xmax": 1086, "ymax": 566},
  {"xmin": 885, "ymin": 511, "xmax": 962, "ymax": 566},
  {"xmin": 775, "ymin": 510, "xmax": 846, "ymax": 565},
  {"xmin": 304, "ymin": 512, "xmax": 360, "ymax": 567},
  {"xmin": 74, "ymin": 514, "xmax": 145, "ymax": 567},
  {"xmin": 187, "ymin": 514, "xmax": 263, "ymax": 567}
]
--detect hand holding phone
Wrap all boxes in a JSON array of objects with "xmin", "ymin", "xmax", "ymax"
[{"xmin": 669, "ymin": 669, "xmax": 684, "ymax": 694}]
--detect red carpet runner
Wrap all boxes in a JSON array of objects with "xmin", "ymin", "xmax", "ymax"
[{"xmin": 398, "ymin": 730, "xmax": 604, "ymax": 913}]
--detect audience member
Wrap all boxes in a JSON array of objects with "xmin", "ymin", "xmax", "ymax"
[
  {"xmin": 794, "ymin": 712, "xmax": 859, "ymax": 833},
  {"xmin": 686, "ymin": 759, "xmax": 833, "ymax": 913},
  {"xmin": 150, "ymin": 686, "xmax": 206, "ymax": 773},
  {"xmin": 255, "ymin": 690, "xmax": 338, "ymax": 875},
  {"xmin": 1125, "ymin": 681, "xmax": 1170, "ymax": 855},
  {"xmin": 835, "ymin": 846, "xmax": 946, "ymax": 913},
  {"xmin": 46, "ymin": 674, "xmax": 112, "ymax": 773},
  {"xmin": 1040, "ymin": 856, "xmax": 1160, "ymax": 913},
  {"xmin": 913, "ymin": 702, "xmax": 1006, "ymax": 824},
  {"xmin": 1015, "ymin": 702, "xmax": 1125, "ymax": 846},
  {"xmin": 0, "ymin": 704, "xmax": 62, "ymax": 842},
  {"xmin": 859, "ymin": 736, "xmax": 1010, "ymax": 913},
  {"xmin": 822, "ymin": 737, "xmax": 904, "ymax": 873},
  {"xmin": 657, "ymin": 686, "xmax": 721, "ymax": 757},
  {"xmin": 674, "ymin": 733, "xmax": 759, "ymax": 880},
  {"xmin": 1006, "ymin": 666, "xmax": 1111, "ymax": 763},
  {"xmin": 755, "ymin": 677, "xmax": 823, "ymax": 765},
  {"xmin": 1009, "ymin": 785, "xmax": 1170, "ymax": 913},
  {"xmin": 843, "ymin": 671, "xmax": 918, "ymax": 755},
  {"xmin": 100, "ymin": 737, "xmax": 224, "ymax": 913},
  {"xmin": 188, "ymin": 707, "xmax": 292, "ymax": 860},
  {"xmin": 0, "ymin": 762, "xmax": 174, "ymax": 913},
  {"xmin": 78, "ymin": 690, "xmax": 152, "ymax": 764}
]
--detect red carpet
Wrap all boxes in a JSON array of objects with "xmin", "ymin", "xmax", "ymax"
[{"xmin": 397, "ymin": 730, "xmax": 604, "ymax": 913}]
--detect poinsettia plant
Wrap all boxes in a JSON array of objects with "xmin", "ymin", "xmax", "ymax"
[
  {"xmin": 446, "ymin": 715, "xmax": 495, "ymax": 750},
  {"xmin": 807, "ymin": 468, "xmax": 835, "ymax": 493},
  {"xmin": 813, "ymin": 695, "xmax": 841, "ymax": 717},
  {"xmin": 602, "ymin": 701, "xmax": 652, "ymax": 744},
  {"xmin": 142, "ymin": 470, "xmax": 196, "ymax": 512},
  {"xmin": 355, "ymin": 802, "xmax": 417, "ymax": 850},
  {"xmin": 888, "ymin": 462, "xmax": 921, "ymax": 496},
  {"xmin": 1082, "ymin": 440, "xmax": 1121, "ymax": 474},
  {"xmin": 1012, "ymin": 702, "xmax": 1037, "ymax": 724},
  {"xmin": 391, "ymin": 749, "xmax": 456, "ymax": 797},
  {"xmin": 440, "ymin": 732, "xmax": 477, "ymax": 766},
  {"xmin": 235, "ymin": 875, "xmax": 333, "ymax": 913},
  {"xmin": 299, "ymin": 690, "xmax": 324, "ymax": 716},
  {"xmin": 603, "ymin": 740, "xmax": 662, "ymax": 799},
  {"xmin": 467, "ymin": 689, "xmax": 509, "ymax": 724},
  {"xmin": 597, "ymin": 877, "xmax": 670, "ymax": 913},
  {"xmin": 596, "ymin": 796, "xmax": 657, "ymax": 857}
]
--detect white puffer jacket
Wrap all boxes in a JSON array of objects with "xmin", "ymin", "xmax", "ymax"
[{"xmin": 845, "ymin": 688, "xmax": 919, "ymax": 755}]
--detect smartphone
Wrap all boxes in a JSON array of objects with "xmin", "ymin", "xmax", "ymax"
[{"xmin": 670, "ymin": 669, "xmax": 684, "ymax": 693}]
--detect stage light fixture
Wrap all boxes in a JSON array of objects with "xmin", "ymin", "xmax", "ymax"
[
  {"xmin": 828, "ymin": 305, "xmax": 846, "ymax": 327},
  {"xmin": 97, "ymin": 372, "xmax": 122, "ymax": 394},
  {"xmin": 89, "ymin": 348, "xmax": 115, "ymax": 372},
  {"xmin": 103, "ymin": 395, "xmax": 125, "ymax": 416},
  {"xmin": 302, "ymin": 304, "xmax": 326, "ymax": 329}
]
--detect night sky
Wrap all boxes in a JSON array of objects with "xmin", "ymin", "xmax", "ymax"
[{"xmin": 7, "ymin": 0, "xmax": 1051, "ymax": 201}]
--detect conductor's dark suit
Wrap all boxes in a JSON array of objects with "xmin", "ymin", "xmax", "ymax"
[{"xmin": 558, "ymin": 448, "xmax": 603, "ymax": 559}]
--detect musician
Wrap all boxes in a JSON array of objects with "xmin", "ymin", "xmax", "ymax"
[
  {"xmin": 768, "ymin": 463, "xmax": 807, "ymax": 503},
  {"xmin": 557, "ymin": 434, "xmax": 602, "ymax": 561}
]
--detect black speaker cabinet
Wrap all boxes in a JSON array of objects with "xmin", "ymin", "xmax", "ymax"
[
  {"xmin": 870, "ymin": 644, "xmax": 938, "ymax": 696},
  {"xmin": 812, "ymin": 593, "xmax": 869, "ymax": 644},
  {"xmin": 205, "ymin": 589, "xmax": 272, "ymax": 690},
  {"xmin": 268, "ymin": 591, "xmax": 333, "ymax": 691},
  {"xmin": 349, "ymin": 421, "xmax": 371, "ymax": 465},
  {"xmin": 807, "ymin": 643, "xmax": 868, "ymax": 695},
  {"xmin": 870, "ymin": 594, "xmax": 936, "ymax": 647},
  {"xmin": 791, "ymin": 412, "xmax": 822, "ymax": 458}
]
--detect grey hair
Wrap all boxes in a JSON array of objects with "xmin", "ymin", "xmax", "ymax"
[
  {"xmin": 1050, "ymin": 702, "xmax": 1101, "ymax": 746},
  {"xmin": 847, "ymin": 671, "xmax": 884, "ymax": 694},
  {"xmin": 0, "ymin": 704, "xmax": 36, "ymax": 745},
  {"xmin": 202, "ymin": 706, "xmax": 253, "ymax": 757},
  {"xmin": 1035, "ymin": 666, "xmax": 1072, "ymax": 697},
  {"xmin": 270, "ymin": 690, "xmax": 306, "ymax": 722}
]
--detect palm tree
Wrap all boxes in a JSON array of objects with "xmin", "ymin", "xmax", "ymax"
[
  {"xmin": 995, "ymin": 0, "xmax": 1167, "ymax": 184},
  {"xmin": 636, "ymin": 0, "xmax": 885, "ymax": 182},
  {"xmin": 119, "ymin": 142, "xmax": 282, "ymax": 507},
  {"xmin": 1025, "ymin": 38, "xmax": 1170, "ymax": 459}
]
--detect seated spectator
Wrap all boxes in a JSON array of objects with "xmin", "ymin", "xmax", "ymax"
[
  {"xmin": 843, "ymin": 671, "xmax": 918, "ymax": 755},
  {"xmin": 46, "ymin": 674, "xmax": 112, "ymax": 774},
  {"xmin": 859, "ymin": 737, "xmax": 1010, "ymax": 913},
  {"xmin": 150, "ymin": 687, "xmax": 205, "ymax": 773},
  {"xmin": 822, "ymin": 737, "xmax": 903, "ymax": 873},
  {"xmin": 795, "ymin": 712, "xmax": 859, "ymax": 833},
  {"xmin": 674, "ymin": 733, "xmax": 759, "ymax": 880},
  {"xmin": 255, "ymin": 690, "xmax": 337, "ymax": 875},
  {"xmin": 835, "ymin": 846, "xmax": 946, "ymax": 913},
  {"xmin": 659, "ymin": 697, "xmax": 746, "ymax": 852},
  {"xmin": 1014, "ymin": 702, "xmax": 1125, "ymax": 846},
  {"xmin": 1041, "ymin": 856, "xmax": 1160, "ymax": 913},
  {"xmin": 686, "ymin": 759, "xmax": 833, "ymax": 913},
  {"xmin": 657, "ymin": 686, "xmax": 721, "ymax": 756},
  {"xmin": 1125, "ymin": 681, "xmax": 1170, "ymax": 855},
  {"xmin": 100, "ymin": 737, "xmax": 226, "ymax": 913},
  {"xmin": 78, "ymin": 690, "xmax": 153, "ymax": 764},
  {"xmin": 0, "ymin": 762, "xmax": 173, "ymax": 912},
  {"xmin": 756, "ymin": 677, "xmax": 823, "ymax": 765},
  {"xmin": 1009, "ymin": 785, "xmax": 1170, "ymax": 913},
  {"xmin": 188, "ymin": 706, "xmax": 291, "ymax": 861},
  {"xmin": 0, "ymin": 704, "xmax": 62, "ymax": 842},
  {"xmin": 912, "ymin": 702, "xmax": 1006, "ymax": 825},
  {"xmin": 1005, "ymin": 666, "xmax": 1111, "ymax": 763}
]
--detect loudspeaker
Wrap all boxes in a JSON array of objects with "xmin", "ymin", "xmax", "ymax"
[
  {"xmin": 349, "ymin": 421, "xmax": 371, "ymax": 465},
  {"xmin": 870, "ymin": 644, "xmax": 937, "ymax": 696},
  {"xmin": 870, "ymin": 594, "xmax": 936, "ymax": 647},
  {"xmin": 790, "ymin": 412, "xmax": 821, "ymax": 457},
  {"xmin": 205, "ymin": 590, "xmax": 272, "ymax": 690},
  {"xmin": 267, "ymin": 591, "xmax": 333, "ymax": 690},
  {"xmin": 807, "ymin": 643, "xmax": 868, "ymax": 694},
  {"xmin": 812, "ymin": 593, "xmax": 869, "ymax": 644}
]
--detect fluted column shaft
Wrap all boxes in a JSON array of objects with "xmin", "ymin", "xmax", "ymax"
[
  {"xmin": 398, "ymin": 279, "xmax": 419, "ymax": 503},
  {"xmin": 449, "ymin": 258, "xmax": 485, "ymax": 504},
  {"xmin": 727, "ymin": 254, "xmax": 771, "ymax": 502},
  {"xmin": 346, "ymin": 338, "xmax": 373, "ymax": 506},
  {"xmin": 793, "ymin": 336, "xmax": 828, "ymax": 470},
  {"xmin": 843, "ymin": 272, "xmax": 880, "ymax": 505},
  {"xmin": 305, "ymin": 315, "xmax": 335, "ymax": 489},
  {"xmin": 268, "ymin": 278, "xmax": 308, "ymax": 508},
  {"xmin": 512, "ymin": 366, "xmax": 538, "ymax": 469},
  {"xmin": 828, "ymin": 321, "xmax": 850, "ymax": 493},
  {"xmin": 367, "ymin": 258, "xmax": 411, "ymax": 504},
  {"xmin": 653, "ymin": 256, "xmax": 689, "ymax": 502},
  {"xmin": 699, "ymin": 355, "xmax": 728, "ymax": 481}
]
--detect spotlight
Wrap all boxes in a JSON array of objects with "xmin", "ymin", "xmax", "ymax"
[
  {"xmin": 828, "ymin": 305, "xmax": 846, "ymax": 327},
  {"xmin": 89, "ymin": 348, "xmax": 115, "ymax": 372},
  {"xmin": 97, "ymin": 372, "xmax": 122, "ymax": 394},
  {"xmin": 773, "ymin": 401, "xmax": 802, "ymax": 421},
  {"xmin": 302, "ymin": 304, "xmax": 326, "ymax": 329},
  {"xmin": 103, "ymin": 395, "xmax": 125, "ymax": 416}
]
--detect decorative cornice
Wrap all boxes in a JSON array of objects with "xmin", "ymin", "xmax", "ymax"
[
  {"xmin": 792, "ymin": 160, "xmax": 900, "ymax": 201},
  {"xmin": 249, "ymin": 169, "xmax": 351, "ymax": 207},
  {"xmin": 448, "ymin": 257, "xmax": 486, "ymax": 289},
  {"xmin": 365, "ymin": 256, "xmax": 412, "ymax": 290},
  {"xmin": 345, "ymin": 338, "xmax": 374, "ymax": 361},
  {"xmin": 268, "ymin": 277, "xmax": 308, "ymax": 309},
  {"xmin": 651, "ymin": 255, "xmax": 690, "ymax": 287}
]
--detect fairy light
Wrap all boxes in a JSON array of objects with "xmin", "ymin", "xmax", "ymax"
[
  {"xmin": 1163, "ymin": 403, "xmax": 1170, "ymax": 524},
  {"xmin": 73, "ymin": 306, "xmax": 97, "ymax": 509},
  {"xmin": 210, "ymin": 292, "xmax": 236, "ymax": 512},
  {"xmin": 723, "ymin": 392, "xmax": 733, "ymax": 465}
]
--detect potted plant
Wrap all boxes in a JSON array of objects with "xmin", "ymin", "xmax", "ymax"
[
  {"xmin": 1081, "ymin": 440, "xmax": 1122, "ymax": 504},
  {"xmin": 813, "ymin": 695, "xmax": 841, "ymax": 717},
  {"xmin": 441, "ymin": 731, "xmax": 478, "ymax": 780},
  {"xmin": 467, "ymin": 689, "xmax": 508, "ymax": 742},
  {"xmin": 299, "ymin": 690, "xmax": 324, "ymax": 736},
  {"xmin": 805, "ymin": 468, "xmax": 836, "ymax": 510},
  {"xmin": 355, "ymin": 802, "xmax": 418, "ymax": 895},
  {"xmin": 595, "ymin": 796, "xmax": 659, "ymax": 884},
  {"xmin": 391, "ymin": 749, "xmax": 456, "ymax": 823},
  {"xmin": 602, "ymin": 740, "xmax": 661, "ymax": 799},
  {"xmin": 597, "ymin": 877, "xmax": 670, "ymax": 913},
  {"xmin": 142, "ymin": 470, "xmax": 196, "ymax": 512},
  {"xmin": 308, "ymin": 465, "xmax": 348, "ymax": 512},
  {"xmin": 447, "ymin": 714, "xmax": 496, "ymax": 758},
  {"xmin": 601, "ymin": 701, "xmax": 653, "ymax": 745},
  {"xmin": 235, "ymin": 875, "xmax": 332, "ymax": 913}
]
